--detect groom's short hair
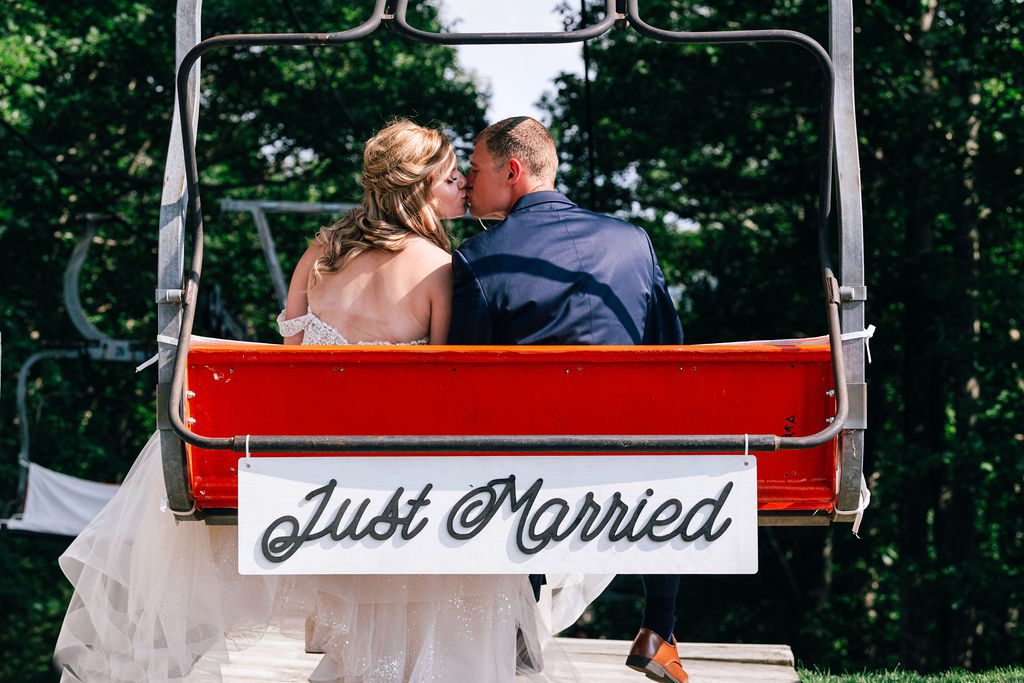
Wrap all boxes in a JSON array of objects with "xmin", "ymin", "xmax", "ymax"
[{"xmin": 476, "ymin": 116, "xmax": 557, "ymax": 185}]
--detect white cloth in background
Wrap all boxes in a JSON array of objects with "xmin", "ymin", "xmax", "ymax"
[{"xmin": 3, "ymin": 463, "xmax": 118, "ymax": 536}]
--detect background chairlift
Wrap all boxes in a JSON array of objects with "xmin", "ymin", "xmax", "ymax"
[
  {"xmin": 1, "ymin": 215, "xmax": 152, "ymax": 536},
  {"xmin": 219, "ymin": 199, "xmax": 358, "ymax": 310},
  {"xmin": 156, "ymin": 0, "xmax": 870, "ymax": 529},
  {"xmin": 1, "ymin": 200, "xmax": 345, "ymax": 534},
  {"xmin": 191, "ymin": 200, "xmax": 359, "ymax": 339}
]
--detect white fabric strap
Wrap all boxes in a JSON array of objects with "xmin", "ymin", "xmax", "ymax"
[
  {"xmin": 160, "ymin": 496, "xmax": 197, "ymax": 516},
  {"xmin": 834, "ymin": 474, "xmax": 872, "ymax": 537},
  {"xmin": 135, "ymin": 334, "xmax": 181, "ymax": 373},
  {"xmin": 743, "ymin": 434, "xmax": 749, "ymax": 456},
  {"xmin": 832, "ymin": 325, "xmax": 875, "ymax": 535},
  {"xmin": 245, "ymin": 434, "xmax": 252, "ymax": 459},
  {"xmin": 840, "ymin": 324, "xmax": 876, "ymax": 364}
]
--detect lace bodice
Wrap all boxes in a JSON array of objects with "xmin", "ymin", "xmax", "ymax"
[{"xmin": 277, "ymin": 308, "xmax": 428, "ymax": 346}]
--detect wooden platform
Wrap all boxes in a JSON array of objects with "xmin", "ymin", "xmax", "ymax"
[{"xmin": 207, "ymin": 628, "xmax": 799, "ymax": 682}]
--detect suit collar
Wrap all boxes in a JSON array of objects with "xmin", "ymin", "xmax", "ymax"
[{"xmin": 509, "ymin": 191, "xmax": 576, "ymax": 213}]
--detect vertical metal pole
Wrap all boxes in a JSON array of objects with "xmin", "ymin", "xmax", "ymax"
[
  {"xmin": 580, "ymin": 0, "xmax": 598, "ymax": 209},
  {"xmin": 829, "ymin": 0, "xmax": 868, "ymax": 516},
  {"xmin": 157, "ymin": 0, "xmax": 203, "ymax": 515},
  {"xmin": 250, "ymin": 207, "xmax": 289, "ymax": 309}
]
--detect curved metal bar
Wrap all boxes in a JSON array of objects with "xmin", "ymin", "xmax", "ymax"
[
  {"xmin": 623, "ymin": 1, "xmax": 846, "ymax": 454},
  {"xmin": 390, "ymin": 0, "xmax": 619, "ymax": 45},
  {"xmin": 625, "ymin": 0, "xmax": 836, "ymax": 274},
  {"xmin": 158, "ymin": 0, "xmax": 200, "ymax": 517},
  {"xmin": 226, "ymin": 434, "xmax": 783, "ymax": 453},
  {"xmin": 174, "ymin": 0, "xmax": 389, "ymax": 253},
  {"xmin": 779, "ymin": 268, "xmax": 848, "ymax": 449},
  {"xmin": 15, "ymin": 350, "xmax": 82, "ymax": 498},
  {"xmin": 63, "ymin": 217, "xmax": 109, "ymax": 343},
  {"xmin": 65, "ymin": 214, "xmax": 152, "ymax": 363},
  {"xmin": 17, "ymin": 208, "xmax": 157, "ymax": 502}
]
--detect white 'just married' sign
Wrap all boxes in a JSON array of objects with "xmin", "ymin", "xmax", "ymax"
[{"xmin": 237, "ymin": 455, "xmax": 758, "ymax": 575}]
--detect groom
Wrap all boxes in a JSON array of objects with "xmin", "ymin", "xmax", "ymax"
[{"xmin": 448, "ymin": 116, "xmax": 689, "ymax": 683}]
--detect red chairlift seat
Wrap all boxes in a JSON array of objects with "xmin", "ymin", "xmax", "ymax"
[{"xmin": 183, "ymin": 338, "xmax": 839, "ymax": 519}]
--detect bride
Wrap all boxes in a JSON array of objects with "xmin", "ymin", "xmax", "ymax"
[
  {"xmin": 278, "ymin": 119, "xmax": 459, "ymax": 348},
  {"xmin": 55, "ymin": 120, "xmax": 605, "ymax": 683}
]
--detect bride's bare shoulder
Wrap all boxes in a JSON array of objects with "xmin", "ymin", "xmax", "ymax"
[{"xmin": 401, "ymin": 236, "xmax": 452, "ymax": 268}]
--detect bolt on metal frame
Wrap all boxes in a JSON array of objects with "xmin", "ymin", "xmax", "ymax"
[{"xmin": 157, "ymin": 0, "xmax": 867, "ymax": 521}]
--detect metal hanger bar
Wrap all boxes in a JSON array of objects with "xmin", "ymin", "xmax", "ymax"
[
  {"xmin": 220, "ymin": 199, "xmax": 358, "ymax": 214},
  {"xmin": 63, "ymin": 216, "xmax": 110, "ymax": 342},
  {"xmin": 163, "ymin": 1, "xmax": 847, "ymax": 477},
  {"xmin": 230, "ymin": 434, "xmax": 783, "ymax": 453},
  {"xmin": 15, "ymin": 350, "xmax": 83, "ymax": 498},
  {"xmin": 829, "ymin": 0, "xmax": 867, "ymax": 516},
  {"xmin": 219, "ymin": 200, "xmax": 361, "ymax": 309},
  {"xmin": 248, "ymin": 207, "xmax": 289, "ymax": 309},
  {"xmin": 174, "ymin": 0, "xmax": 390, "ymax": 252},
  {"xmin": 389, "ymin": 0, "xmax": 619, "ymax": 45}
]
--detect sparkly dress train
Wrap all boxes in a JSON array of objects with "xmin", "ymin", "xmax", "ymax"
[{"xmin": 53, "ymin": 313, "xmax": 611, "ymax": 683}]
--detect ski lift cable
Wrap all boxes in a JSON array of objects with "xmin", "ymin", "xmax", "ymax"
[{"xmin": 580, "ymin": 0, "xmax": 598, "ymax": 210}]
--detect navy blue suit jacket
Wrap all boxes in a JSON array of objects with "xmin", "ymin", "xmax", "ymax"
[{"xmin": 449, "ymin": 191, "xmax": 683, "ymax": 345}]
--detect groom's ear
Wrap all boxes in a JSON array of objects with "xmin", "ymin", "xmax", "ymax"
[{"xmin": 507, "ymin": 158, "xmax": 524, "ymax": 185}]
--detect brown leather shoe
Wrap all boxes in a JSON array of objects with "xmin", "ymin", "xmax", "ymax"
[{"xmin": 625, "ymin": 627, "xmax": 689, "ymax": 683}]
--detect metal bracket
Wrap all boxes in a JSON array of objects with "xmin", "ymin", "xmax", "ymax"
[
  {"xmin": 845, "ymin": 382, "xmax": 867, "ymax": 430},
  {"xmin": 156, "ymin": 288, "xmax": 185, "ymax": 304},
  {"xmin": 614, "ymin": 0, "xmax": 628, "ymax": 28},
  {"xmin": 157, "ymin": 382, "xmax": 196, "ymax": 517},
  {"xmin": 840, "ymin": 285, "xmax": 867, "ymax": 302}
]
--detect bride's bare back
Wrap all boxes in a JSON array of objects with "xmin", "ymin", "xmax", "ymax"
[{"xmin": 283, "ymin": 236, "xmax": 452, "ymax": 345}]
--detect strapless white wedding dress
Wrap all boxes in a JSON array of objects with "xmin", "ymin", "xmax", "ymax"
[{"xmin": 54, "ymin": 313, "xmax": 611, "ymax": 683}]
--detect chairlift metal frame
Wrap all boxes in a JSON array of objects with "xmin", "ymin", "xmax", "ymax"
[
  {"xmin": 219, "ymin": 199, "xmax": 359, "ymax": 309},
  {"xmin": 156, "ymin": 0, "xmax": 867, "ymax": 524},
  {"xmin": 9, "ymin": 214, "xmax": 152, "ymax": 514}
]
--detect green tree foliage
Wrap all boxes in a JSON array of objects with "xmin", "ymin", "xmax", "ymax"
[
  {"xmin": 545, "ymin": 0, "xmax": 1023, "ymax": 673},
  {"xmin": 2, "ymin": 0, "xmax": 1022, "ymax": 678},
  {"xmin": 0, "ymin": 1, "xmax": 485, "ymax": 678}
]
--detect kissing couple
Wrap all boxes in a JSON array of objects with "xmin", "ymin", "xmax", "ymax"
[{"xmin": 55, "ymin": 117, "xmax": 689, "ymax": 683}]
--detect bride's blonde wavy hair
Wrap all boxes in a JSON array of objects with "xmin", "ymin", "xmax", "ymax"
[{"xmin": 312, "ymin": 119, "xmax": 456, "ymax": 283}]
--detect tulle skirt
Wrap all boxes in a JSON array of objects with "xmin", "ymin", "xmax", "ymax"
[{"xmin": 54, "ymin": 434, "xmax": 611, "ymax": 682}]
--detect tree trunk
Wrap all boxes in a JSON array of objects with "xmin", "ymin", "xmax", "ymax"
[
  {"xmin": 897, "ymin": 1, "xmax": 947, "ymax": 669},
  {"xmin": 940, "ymin": 2, "xmax": 984, "ymax": 667}
]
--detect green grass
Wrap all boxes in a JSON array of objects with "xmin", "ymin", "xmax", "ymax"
[{"xmin": 799, "ymin": 668, "xmax": 1024, "ymax": 682}]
